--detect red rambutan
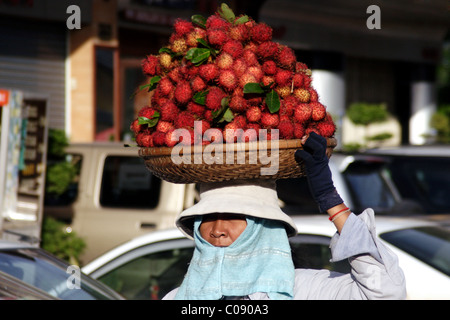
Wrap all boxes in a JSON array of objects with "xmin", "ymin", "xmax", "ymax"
[
  {"xmin": 260, "ymin": 112, "xmax": 279, "ymax": 128},
  {"xmin": 142, "ymin": 55, "xmax": 161, "ymax": 76},
  {"xmin": 233, "ymin": 115, "xmax": 247, "ymax": 129},
  {"xmin": 246, "ymin": 106, "xmax": 262, "ymax": 122},
  {"xmin": 138, "ymin": 106, "xmax": 159, "ymax": 119},
  {"xmin": 222, "ymin": 40, "xmax": 244, "ymax": 59},
  {"xmin": 277, "ymin": 46, "xmax": 296, "ymax": 69},
  {"xmin": 247, "ymin": 65, "xmax": 263, "ymax": 82},
  {"xmin": 199, "ymin": 64, "xmax": 219, "ymax": 82},
  {"xmin": 136, "ymin": 131, "xmax": 154, "ymax": 147},
  {"xmin": 175, "ymin": 111, "xmax": 195, "ymax": 128},
  {"xmin": 292, "ymin": 73, "xmax": 304, "ymax": 88},
  {"xmin": 205, "ymin": 87, "xmax": 226, "ymax": 110},
  {"xmin": 160, "ymin": 100, "xmax": 179, "ymax": 122},
  {"xmin": 242, "ymin": 49, "xmax": 259, "ymax": 66},
  {"xmin": 224, "ymin": 122, "xmax": 243, "ymax": 143},
  {"xmin": 156, "ymin": 120, "xmax": 175, "ymax": 133},
  {"xmin": 280, "ymin": 96, "xmax": 298, "ymax": 116},
  {"xmin": 229, "ymin": 95, "xmax": 248, "ymax": 113},
  {"xmin": 229, "ymin": 24, "xmax": 250, "ymax": 42},
  {"xmin": 207, "ymin": 28, "xmax": 229, "ymax": 47},
  {"xmin": 250, "ymin": 22, "xmax": 273, "ymax": 43},
  {"xmin": 262, "ymin": 61, "xmax": 277, "ymax": 75},
  {"xmin": 293, "ymin": 123, "xmax": 306, "ymax": 139},
  {"xmin": 278, "ymin": 120, "xmax": 295, "ymax": 139},
  {"xmin": 241, "ymin": 128, "xmax": 258, "ymax": 142},
  {"xmin": 311, "ymin": 102, "xmax": 326, "ymax": 121},
  {"xmin": 174, "ymin": 81, "xmax": 193, "ymax": 105},
  {"xmin": 309, "ymin": 88, "xmax": 319, "ymax": 102},
  {"xmin": 293, "ymin": 88, "xmax": 311, "ymax": 103},
  {"xmin": 164, "ymin": 129, "xmax": 180, "ymax": 147},
  {"xmin": 274, "ymin": 69, "xmax": 293, "ymax": 86},
  {"xmin": 187, "ymin": 101, "xmax": 205, "ymax": 117},
  {"xmin": 206, "ymin": 14, "xmax": 230, "ymax": 30},
  {"xmin": 261, "ymin": 76, "xmax": 275, "ymax": 89},
  {"xmin": 294, "ymin": 103, "xmax": 312, "ymax": 123},
  {"xmin": 239, "ymin": 72, "xmax": 257, "ymax": 88},
  {"xmin": 256, "ymin": 41, "xmax": 279, "ymax": 60},
  {"xmin": 173, "ymin": 18, "xmax": 194, "ymax": 36},
  {"xmin": 152, "ymin": 131, "xmax": 166, "ymax": 146},
  {"xmin": 233, "ymin": 59, "xmax": 248, "ymax": 77},
  {"xmin": 130, "ymin": 119, "xmax": 143, "ymax": 134},
  {"xmin": 190, "ymin": 76, "xmax": 207, "ymax": 92},
  {"xmin": 217, "ymin": 53, "xmax": 234, "ymax": 70},
  {"xmin": 159, "ymin": 77, "xmax": 174, "ymax": 96}
]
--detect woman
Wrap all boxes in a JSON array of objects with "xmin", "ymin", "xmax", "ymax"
[{"xmin": 163, "ymin": 133, "xmax": 406, "ymax": 300}]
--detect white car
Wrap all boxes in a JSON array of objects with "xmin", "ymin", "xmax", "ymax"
[{"xmin": 82, "ymin": 215, "xmax": 450, "ymax": 300}]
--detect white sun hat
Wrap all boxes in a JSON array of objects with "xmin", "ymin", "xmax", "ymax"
[{"xmin": 176, "ymin": 179, "xmax": 298, "ymax": 239}]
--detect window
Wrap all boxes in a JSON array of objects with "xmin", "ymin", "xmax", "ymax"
[
  {"xmin": 380, "ymin": 226, "xmax": 450, "ymax": 276},
  {"xmin": 387, "ymin": 157, "xmax": 450, "ymax": 213},
  {"xmin": 289, "ymin": 234, "xmax": 351, "ymax": 274},
  {"xmin": 97, "ymin": 242, "xmax": 194, "ymax": 300},
  {"xmin": 99, "ymin": 156, "xmax": 161, "ymax": 208}
]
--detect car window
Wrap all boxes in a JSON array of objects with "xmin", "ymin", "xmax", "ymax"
[
  {"xmin": 99, "ymin": 156, "xmax": 161, "ymax": 208},
  {"xmin": 385, "ymin": 157, "xmax": 450, "ymax": 213},
  {"xmin": 0, "ymin": 248, "xmax": 118, "ymax": 300},
  {"xmin": 276, "ymin": 178, "xmax": 320, "ymax": 214},
  {"xmin": 342, "ymin": 160, "xmax": 396, "ymax": 212},
  {"xmin": 380, "ymin": 226, "xmax": 450, "ymax": 276},
  {"xmin": 97, "ymin": 245, "xmax": 194, "ymax": 300},
  {"xmin": 289, "ymin": 234, "xmax": 351, "ymax": 274}
]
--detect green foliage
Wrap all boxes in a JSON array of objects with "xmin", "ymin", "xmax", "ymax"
[
  {"xmin": 347, "ymin": 102, "xmax": 389, "ymax": 126},
  {"xmin": 41, "ymin": 217, "xmax": 86, "ymax": 265},
  {"xmin": 430, "ymin": 105, "xmax": 450, "ymax": 143},
  {"xmin": 46, "ymin": 161, "xmax": 77, "ymax": 195},
  {"xmin": 47, "ymin": 128, "xmax": 69, "ymax": 158}
]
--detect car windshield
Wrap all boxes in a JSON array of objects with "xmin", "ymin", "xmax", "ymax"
[
  {"xmin": 342, "ymin": 160, "xmax": 396, "ymax": 213},
  {"xmin": 0, "ymin": 248, "xmax": 119, "ymax": 300},
  {"xmin": 384, "ymin": 157, "xmax": 450, "ymax": 213},
  {"xmin": 380, "ymin": 226, "xmax": 450, "ymax": 276}
]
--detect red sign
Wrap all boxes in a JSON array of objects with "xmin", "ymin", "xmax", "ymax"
[{"xmin": 0, "ymin": 89, "xmax": 9, "ymax": 106}]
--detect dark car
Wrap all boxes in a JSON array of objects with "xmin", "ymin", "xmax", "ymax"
[
  {"xmin": 364, "ymin": 145, "xmax": 450, "ymax": 214},
  {"xmin": 0, "ymin": 240, "xmax": 124, "ymax": 300}
]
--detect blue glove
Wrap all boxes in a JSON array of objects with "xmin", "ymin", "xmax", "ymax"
[{"xmin": 294, "ymin": 132, "xmax": 343, "ymax": 212}]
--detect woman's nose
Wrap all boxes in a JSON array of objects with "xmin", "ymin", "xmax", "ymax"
[{"xmin": 210, "ymin": 220, "xmax": 228, "ymax": 238}]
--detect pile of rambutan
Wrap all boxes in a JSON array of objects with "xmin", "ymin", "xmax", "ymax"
[{"xmin": 131, "ymin": 3, "xmax": 336, "ymax": 148}]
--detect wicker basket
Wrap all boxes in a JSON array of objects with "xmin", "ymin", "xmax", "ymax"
[{"xmin": 139, "ymin": 138, "xmax": 337, "ymax": 184}]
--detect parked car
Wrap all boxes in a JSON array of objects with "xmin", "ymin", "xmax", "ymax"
[
  {"xmin": 82, "ymin": 215, "xmax": 450, "ymax": 300},
  {"xmin": 0, "ymin": 270, "xmax": 58, "ymax": 300},
  {"xmin": 363, "ymin": 145, "xmax": 450, "ymax": 214},
  {"xmin": 0, "ymin": 240, "xmax": 124, "ymax": 300},
  {"xmin": 44, "ymin": 142, "xmax": 412, "ymax": 264}
]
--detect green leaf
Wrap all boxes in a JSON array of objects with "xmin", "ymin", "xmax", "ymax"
[
  {"xmin": 193, "ymin": 91, "xmax": 208, "ymax": 105},
  {"xmin": 235, "ymin": 15, "xmax": 249, "ymax": 25},
  {"xmin": 138, "ymin": 112, "xmax": 160, "ymax": 127},
  {"xmin": 191, "ymin": 14, "xmax": 206, "ymax": 29},
  {"xmin": 139, "ymin": 76, "xmax": 161, "ymax": 92},
  {"xmin": 265, "ymin": 90, "xmax": 280, "ymax": 113},
  {"xmin": 159, "ymin": 47, "xmax": 173, "ymax": 55},
  {"xmin": 185, "ymin": 48, "xmax": 211, "ymax": 65},
  {"xmin": 219, "ymin": 3, "xmax": 235, "ymax": 22},
  {"xmin": 243, "ymin": 82, "xmax": 264, "ymax": 94},
  {"xmin": 196, "ymin": 38, "xmax": 211, "ymax": 49},
  {"xmin": 221, "ymin": 108, "xmax": 234, "ymax": 123}
]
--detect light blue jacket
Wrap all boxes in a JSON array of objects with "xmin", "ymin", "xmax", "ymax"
[{"xmin": 164, "ymin": 209, "xmax": 406, "ymax": 300}]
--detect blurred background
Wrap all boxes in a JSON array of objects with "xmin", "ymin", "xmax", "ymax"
[{"xmin": 0, "ymin": 0, "xmax": 449, "ymax": 299}]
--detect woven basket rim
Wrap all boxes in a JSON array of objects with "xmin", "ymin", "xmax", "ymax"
[
  {"xmin": 138, "ymin": 138, "xmax": 337, "ymax": 184},
  {"xmin": 139, "ymin": 138, "xmax": 337, "ymax": 157}
]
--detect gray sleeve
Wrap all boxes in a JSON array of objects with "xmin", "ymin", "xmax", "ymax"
[{"xmin": 293, "ymin": 209, "xmax": 406, "ymax": 300}]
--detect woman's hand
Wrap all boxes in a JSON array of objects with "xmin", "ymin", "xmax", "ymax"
[{"xmin": 295, "ymin": 133, "xmax": 349, "ymax": 232}]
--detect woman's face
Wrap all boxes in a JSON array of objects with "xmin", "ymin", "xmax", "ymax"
[{"xmin": 199, "ymin": 213, "xmax": 247, "ymax": 247}]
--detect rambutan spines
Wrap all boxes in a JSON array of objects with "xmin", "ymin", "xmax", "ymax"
[
  {"xmin": 250, "ymin": 22, "xmax": 273, "ymax": 43},
  {"xmin": 218, "ymin": 69, "xmax": 238, "ymax": 91},
  {"xmin": 132, "ymin": 8, "xmax": 338, "ymax": 148},
  {"xmin": 142, "ymin": 55, "xmax": 161, "ymax": 76},
  {"xmin": 174, "ymin": 81, "xmax": 193, "ymax": 105},
  {"xmin": 205, "ymin": 87, "xmax": 226, "ymax": 111},
  {"xmin": 173, "ymin": 18, "xmax": 194, "ymax": 37}
]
